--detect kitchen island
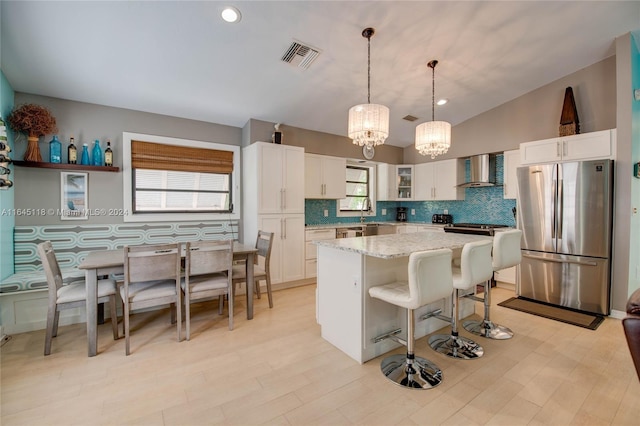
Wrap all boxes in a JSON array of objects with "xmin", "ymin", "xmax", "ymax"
[{"xmin": 315, "ymin": 230, "xmax": 491, "ymax": 363}]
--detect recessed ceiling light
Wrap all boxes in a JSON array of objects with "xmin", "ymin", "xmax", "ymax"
[
  {"xmin": 221, "ymin": 6, "xmax": 241, "ymax": 23},
  {"xmin": 437, "ymin": 99, "xmax": 448, "ymax": 106}
]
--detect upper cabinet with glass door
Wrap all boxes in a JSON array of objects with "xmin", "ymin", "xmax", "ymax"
[{"xmin": 396, "ymin": 166, "xmax": 414, "ymax": 200}]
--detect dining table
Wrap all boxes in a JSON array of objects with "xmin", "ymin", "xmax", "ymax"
[{"xmin": 78, "ymin": 241, "xmax": 258, "ymax": 357}]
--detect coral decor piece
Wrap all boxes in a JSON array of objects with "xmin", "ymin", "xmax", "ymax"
[{"xmin": 7, "ymin": 104, "xmax": 58, "ymax": 162}]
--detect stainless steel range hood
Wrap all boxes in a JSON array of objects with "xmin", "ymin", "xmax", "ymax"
[{"xmin": 457, "ymin": 154, "xmax": 497, "ymax": 187}]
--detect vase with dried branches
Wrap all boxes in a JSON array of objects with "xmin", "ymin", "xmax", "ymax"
[{"xmin": 7, "ymin": 104, "xmax": 58, "ymax": 162}]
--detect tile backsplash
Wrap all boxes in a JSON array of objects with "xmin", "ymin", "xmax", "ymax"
[{"xmin": 305, "ymin": 154, "xmax": 517, "ymax": 226}]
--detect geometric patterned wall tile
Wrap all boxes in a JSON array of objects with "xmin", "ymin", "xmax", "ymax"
[{"xmin": 13, "ymin": 220, "xmax": 239, "ymax": 272}]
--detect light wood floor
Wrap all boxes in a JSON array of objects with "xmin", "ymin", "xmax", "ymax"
[{"xmin": 1, "ymin": 285, "xmax": 639, "ymax": 425}]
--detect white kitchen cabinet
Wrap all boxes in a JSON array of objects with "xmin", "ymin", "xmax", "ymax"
[
  {"xmin": 376, "ymin": 164, "xmax": 396, "ymax": 201},
  {"xmin": 258, "ymin": 215, "xmax": 305, "ymax": 284},
  {"xmin": 377, "ymin": 164, "xmax": 415, "ymax": 201},
  {"xmin": 519, "ymin": 129, "xmax": 616, "ymax": 165},
  {"xmin": 397, "ymin": 224, "xmax": 445, "ymax": 234},
  {"xmin": 244, "ymin": 142, "xmax": 304, "ymax": 214},
  {"xmin": 305, "ymin": 228, "xmax": 336, "ymax": 278},
  {"xmin": 503, "ymin": 149, "xmax": 520, "ymax": 200},
  {"xmin": 243, "ymin": 142, "xmax": 306, "ymax": 285},
  {"xmin": 414, "ymin": 159, "xmax": 465, "ymax": 201},
  {"xmin": 396, "ymin": 225, "xmax": 418, "ymax": 233},
  {"xmin": 416, "ymin": 225, "xmax": 445, "ymax": 232},
  {"xmin": 304, "ymin": 154, "xmax": 346, "ymax": 199}
]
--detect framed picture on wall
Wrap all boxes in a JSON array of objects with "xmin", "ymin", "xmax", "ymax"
[{"xmin": 61, "ymin": 172, "xmax": 88, "ymax": 220}]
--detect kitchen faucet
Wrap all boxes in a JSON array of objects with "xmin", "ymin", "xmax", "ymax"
[{"xmin": 360, "ymin": 197, "xmax": 371, "ymax": 223}]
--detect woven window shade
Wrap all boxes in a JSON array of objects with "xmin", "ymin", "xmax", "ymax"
[{"xmin": 131, "ymin": 140, "xmax": 233, "ymax": 174}]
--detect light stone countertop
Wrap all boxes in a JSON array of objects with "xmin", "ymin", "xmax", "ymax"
[{"xmin": 314, "ymin": 230, "xmax": 491, "ymax": 259}]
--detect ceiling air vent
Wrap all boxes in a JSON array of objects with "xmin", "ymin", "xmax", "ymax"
[
  {"xmin": 281, "ymin": 40, "xmax": 321, "ymax": 70},
  {"xmin": 403, "ymin": 115, "xmax": 419, "ymax": 122}
]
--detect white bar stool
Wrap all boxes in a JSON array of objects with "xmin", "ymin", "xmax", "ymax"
[
  {"xmin": 368, "ymin": 249, "xmax": 453, "ymax": 389},
  {"xmin": 464, "ymin": 229, "xmax": 522, "ymax": 339},
  {"xmin": 429, "ymin": 240, "xmax": 493, "ymax": 360}
]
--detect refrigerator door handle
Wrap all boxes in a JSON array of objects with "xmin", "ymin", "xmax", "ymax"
[
  {"xmin": 522, "ymin": 253, "xmax": 598, "ymax": 267},
  {"xmin": 552, "ymin": 173, "xmax": 557, "ymax": 240},
  {"xmin": 557, "ymin": 178, "xmax": 563, "ymax": 238}
]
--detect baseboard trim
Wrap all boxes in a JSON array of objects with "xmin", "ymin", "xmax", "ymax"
[{"xmin": 609, "ymin": 309, "xmax": 626, "ymax": 320}]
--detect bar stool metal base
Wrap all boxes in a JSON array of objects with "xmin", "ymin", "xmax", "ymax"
[
  {"xmin": 428, "ymin": 334, "xmax": 484, "ymax": 360},
  {"xmin": 380, "ymin": 354, "xmax": 443, "ymax": 389},
  {"xmin": 463, "ymin": 319, "xmax": 514, "ymax": 340}
]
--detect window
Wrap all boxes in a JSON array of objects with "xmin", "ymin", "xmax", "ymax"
[
  {"xmin": 123, "ymin": 132, "xmax": 240, "ymax": 222},
  {"xmin": 133, "ymin": 169, "xmax": 231, "ymax": 213},
  {"xmin": 339, "ymin": 165, "xmax": 371, "ymax": 212}
]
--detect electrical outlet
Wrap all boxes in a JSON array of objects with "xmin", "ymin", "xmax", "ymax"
[
  {"xmin": 411, "ymin": 209, "xmax": 416, "ymax": 215},
  {"xmin": 323, "ymin": 209, "xmax": 328, "ymax": 217},
  {"xmin": 381, "ymin": 208, "xmax": 386, "ymax": 215},
  {"xmin": 444, "ymin": 209, "xmax": 448, "ymax": 214}
]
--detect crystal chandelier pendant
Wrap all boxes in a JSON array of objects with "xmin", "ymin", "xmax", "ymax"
[
  {"xmin": 415, "ymin": 60, "xmax": 451, "ymax": 158},
  {"xmin": 348, "ymin": 103, "xmax": 389, "ymax": 147},
  {"xmin": 348, "ymin": 27, "xmax": 389, "ymax": 148}
]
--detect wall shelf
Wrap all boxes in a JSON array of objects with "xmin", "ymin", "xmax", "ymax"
[{"xmin": 13, "ymin": 161, "xmax": 119, "ymax": 172}]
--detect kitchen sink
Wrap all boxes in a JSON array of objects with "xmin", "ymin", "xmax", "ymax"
[
  {"xmin": 336, "ymin": 223, "xmax": 395, "ymax": 238},
  {"xmin": 361, "ymin": 223, "xmax": 396, "ymax": 236},
  {"xmin": 363, "ymin": 223, "xmax": 378, "ymax": 236}
]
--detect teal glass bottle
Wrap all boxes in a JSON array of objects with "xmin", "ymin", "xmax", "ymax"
[
  {"xmin": 92, "ymin": 140, "xmax": 103, "ymax": 166},
  {"xmin": 49, "ymin": 135, "xmax": 62, "ymax": 163},
  {"xmin": 80, "ymin": 143, "xmax": 90, "ymax": 165}
]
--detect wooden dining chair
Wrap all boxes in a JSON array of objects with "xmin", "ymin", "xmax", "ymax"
[
  {"xmin": 232, "ymin": 231, "xmax": 274, "ymax": 308},
  {"xmin": 38, "ymin": 241, "xmax": 118, "ymax": 356},
  {"xmin": 121, "ymin": 243, "xmax": 182, "ymax": 355},
  {"xmin": 182, "ymin": 240, "xmax": 234, "ymax": 340}
]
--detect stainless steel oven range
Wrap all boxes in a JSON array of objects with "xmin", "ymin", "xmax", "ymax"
[{"xmin": 443, "ymin": 223, "xmax": 508, "ymax": 236}]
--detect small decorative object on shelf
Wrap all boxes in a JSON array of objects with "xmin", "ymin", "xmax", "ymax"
[
  {"xmin": 272, "ymin": 123, "xmax": 282, "ymax": 144},
  {"xmin": 80, "ymin": 143, "xmax": 90, "ymax": 165},
  {"xmin": 104, "ymin": 140, "xmax": 113, "ymax": 166},
  {"xmin": 6, "ymin": 103, "xmax": 58, "ymax": 162},
  {"xmin": 92, "ymin": 140, "xmax": 102, "ymax": 166},
  {"xmin": 49, "ymin": 135, "xmax": 62, "ymax": 163},
  {"xmin": 67, "ymin": 137, "xmax": 77, "ymax": 164},
  {"xmin": 0, "ymin": 116, "xmax": 12, "ymax": 190},
  {"xmin": 559, "ymin": 86, "xmax": 580, "ymax": 136},
  {"xmin": 0, "ymin": 117, "xmax": 10, "ymax": 153}
]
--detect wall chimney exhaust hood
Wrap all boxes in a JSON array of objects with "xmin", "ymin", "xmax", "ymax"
[{"xmin": 457, "ymin": 154, "xmax": 497, "ymax": 188}]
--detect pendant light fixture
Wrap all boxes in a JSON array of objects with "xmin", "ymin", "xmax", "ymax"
[
  {"xmin": 415, "ymin": 60, "xmax": 451, "ymax": 159},
  {"xmin": 348, "ymin": 27, "xmax": 389, "ymax": 149}
]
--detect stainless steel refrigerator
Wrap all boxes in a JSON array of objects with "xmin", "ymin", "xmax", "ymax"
[{"xmin": 516, "ymin": 160, "xmax": 614, "ymax": 315}]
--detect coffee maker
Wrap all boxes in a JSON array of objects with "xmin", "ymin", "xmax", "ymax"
[{"xmin": 396, "ymin": 207, "xmax": 407, "ymax": 222}]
